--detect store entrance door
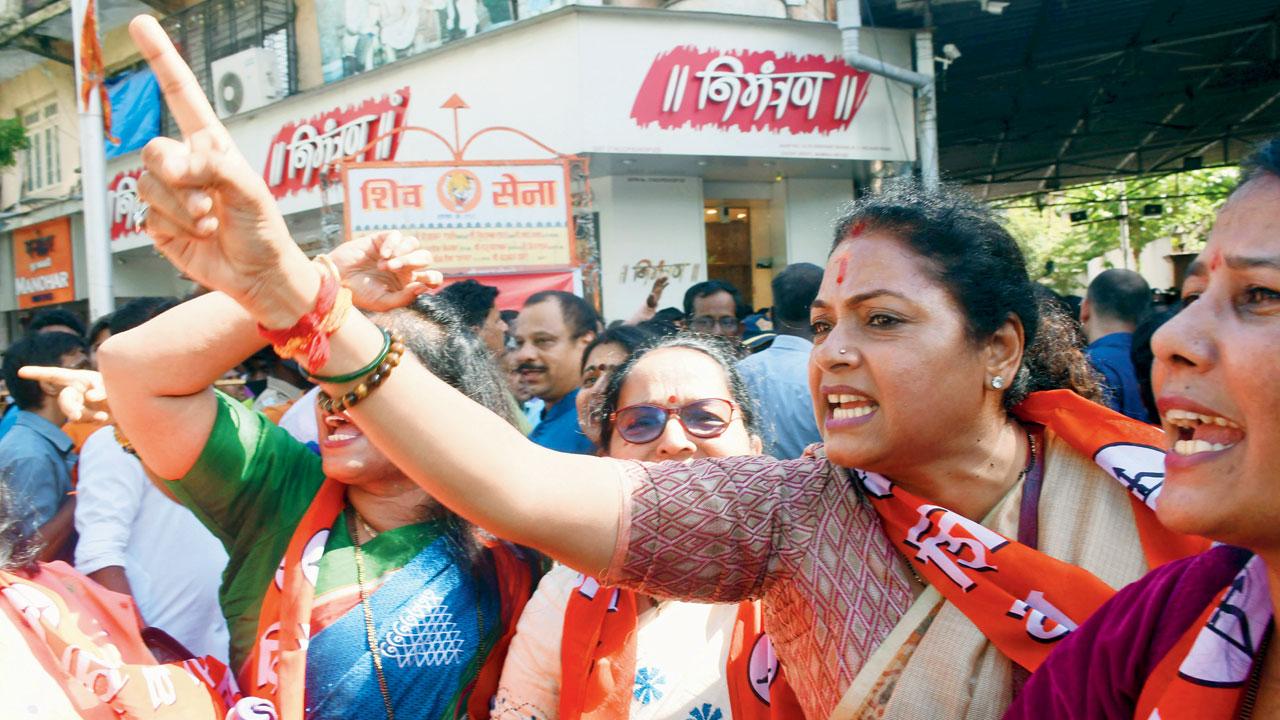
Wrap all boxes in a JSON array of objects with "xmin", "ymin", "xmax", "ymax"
[{"xmin": 703, "ymin": 204, "xmax": 753, "ymax": 302}]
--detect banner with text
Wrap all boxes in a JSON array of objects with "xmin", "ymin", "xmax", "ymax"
[
  {"xmin": 343, "ymin": 162, "xmax": 573, "ymax": 274},
  {"xmin": 13, "ymin": 217, "xmax": 75, "ymax": 309}
]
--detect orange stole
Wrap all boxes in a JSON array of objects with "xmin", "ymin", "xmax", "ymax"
[
  {"xmin": 560, "ymin": 577, "xmax": 801, "ymax": 720},
  {"xmin": 0, "ymin": 562, "xmax": 232, "ymax": 719}
]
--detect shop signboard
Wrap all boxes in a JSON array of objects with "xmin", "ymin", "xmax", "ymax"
[
  {"xmin": 263, "ymin": 88, "xmax": 412, "ymax": 199},
  {"xmin": 13, "ymin": 217, "xmax": 75, "ymax": 309},
  {"xmin": 108, "ymin": 168, "xmax": 149, "ymax": 251},
  {"xmin": 343, "ymin": 161, "xmax": 574, "ymax": 275},
  {"xmin": 630, "ymin": 47, "xmax": 871, "ymax": 136}
]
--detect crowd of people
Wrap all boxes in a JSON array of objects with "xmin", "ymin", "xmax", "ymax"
[{"xmin": 2, "ymin": 14, "xmax": 1279, "ymax": 720}]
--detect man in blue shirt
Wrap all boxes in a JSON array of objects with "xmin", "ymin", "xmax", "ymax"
[
  {"xmin": 511, "ymin": 291, "xmax": 600, "ymax": 454},
  {"xmin": 1081, "ymin": 268, "xmax": 1153, "ymax": 422},
  {"xmin": 738, "ymin": 263, "xmax": 824, "ymax": 458},
  {"xmin": 0, "ymin": 308, "xmax": 87, "ymax": 442},
  {"xmin": 0, "ymin": 330, "xmax": 89, "ymax": 560}
]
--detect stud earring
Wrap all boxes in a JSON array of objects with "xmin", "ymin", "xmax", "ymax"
[{"xmin": 990, "ymin": 376, "xmax": 1005, "ymax": 390}]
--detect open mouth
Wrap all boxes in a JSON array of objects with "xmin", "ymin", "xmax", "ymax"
[
  {"xmin": 322, "ymin": 412, "xmax": 364, "ymax": 446},
  {"xmin": 1162, "ymin": 408, "xmax": 1244, "ymax": 457},
  {"xmin": 824, "ymin": 392, "xmax": 879, "ymax": 422}
]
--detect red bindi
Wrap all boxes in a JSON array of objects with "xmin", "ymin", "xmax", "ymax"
[
  {"xmin": 836, "ymin": 257, "xmax": 849, "ymax": 284},
  {"xmin": 668, "ymin": 395, "xmax": 678, "ymax": 404},
  {"xmin": 1207, "ymin": 250, "xmax": 1223, "ymax": 271}
]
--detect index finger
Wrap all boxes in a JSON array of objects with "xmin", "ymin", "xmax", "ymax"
[
  {"xmin": 129, "ymin": 15, "xmax": 223, "ymax": 138},
  {"xmin": 17, "ymin": 365, "xmax": 84, "ymax": 386}
]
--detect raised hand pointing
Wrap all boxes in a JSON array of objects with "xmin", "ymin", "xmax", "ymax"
[{"xmin": 129, "ymin": 15, "xmax": 319, "ymax": 328}]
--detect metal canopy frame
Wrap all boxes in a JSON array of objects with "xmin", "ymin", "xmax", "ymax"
[{"xmin": 867, "ymin": 0, "xmax": 1280, "ymax": 197}]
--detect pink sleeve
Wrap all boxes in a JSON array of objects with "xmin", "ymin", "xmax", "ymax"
[{"xmin": 600, "ymin": 454, "xmax": 827, "ymax": 603}]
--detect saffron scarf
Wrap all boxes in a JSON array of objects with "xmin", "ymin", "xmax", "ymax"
[
  {"xmin": 1135, "ymin": 553, "xmax": 1274, "ymax": 720},
  {"xmin": 0, "ymin": 561, "xmax": 240, "ymax": 719},
  {"xmin": 241, "ymin": 478, "xmax": 533, "ymax": 719},
  {"xmin": 559, "ymin": 575, "xmax": 803, "ymax": 720},
  {"xmin": 856, "ymin": 390, "xmax": 1211, "ymax": 673}
]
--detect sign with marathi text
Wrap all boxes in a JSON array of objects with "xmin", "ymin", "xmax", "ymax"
[
  {"xmin": 343, "ymin": 162, "xmax": 573, "ymax": 274},
  {"xmin": 630, "ymin": 47, "xmax": 871, "ymax": 135},
  {"xmin": 13, "ymin": 217, "xmax": 75, "ymax": 309},
  {"xmin": 108, "ymin": 168, "xmax": 146, "ymax": 242},
  {"xmin": 264, "ymin": 88, "xmax": 411, "ymax": 199}
]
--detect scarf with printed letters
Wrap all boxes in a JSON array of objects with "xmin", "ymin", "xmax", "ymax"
[
  {"xmin": 856, "ymin": 390, "xmax": 1211, "ymax": 673},
  {"xmin": 0, "ymin": 561, "xmax": 242, "ymax": 719}
]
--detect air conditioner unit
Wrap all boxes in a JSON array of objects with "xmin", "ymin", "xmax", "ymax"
[{"xmin": 210, "ymin": 47, "xmax": 281, "ymax": 118}]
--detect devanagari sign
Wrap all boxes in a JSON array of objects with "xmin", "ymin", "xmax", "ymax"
[{"xmin": 343, "ymin": 162, "xmax": 573, "ymax": 274}]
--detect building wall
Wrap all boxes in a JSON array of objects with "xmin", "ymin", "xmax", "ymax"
[
  {"xmin": 772, "ymin": 177, "xmax": 853, "ymax": 267},
  {"xmin": 0, "ymin": 62, "xmax": 79, "ymax": 209},
  {"xmin": 594, "ymin": 174, "xmax": 707, "ymax": 321}
]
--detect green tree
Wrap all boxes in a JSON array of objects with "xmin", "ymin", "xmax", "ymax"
[
  {"xmin": 0, "ymin": 115, "xmax": 29, "ymax": 168},
  {"xmin": 998, "ymin": 168, "xmax": 1238, "ymax": 293}
]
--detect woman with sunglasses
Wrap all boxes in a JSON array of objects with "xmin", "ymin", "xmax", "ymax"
[
  {"xmin": 495, "ymin": 334, "xmax": 800, "ymax": 720},
  {"xmin": 111, "ymin": 17, "xmax": 1205, "ymax": 718},
  {"xmin": 1003, "ymin": 140, "xmax": 1280, "ymax": 720}
]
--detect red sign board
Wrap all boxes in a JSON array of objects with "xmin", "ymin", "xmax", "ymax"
[
  {"xmin": 108, "ymin": 168, "xmax": 145, "ymax": 241},
  {"xmin": 263, "ymin": 87, "xmax": 411, "ymax": 198},
  {"xmin": 13, "ymin": 218, "xmax": 75, "ymax": 309},
  {"xmin": 630, "ymin": 47, "xmax": 871, "ymax": 135}
]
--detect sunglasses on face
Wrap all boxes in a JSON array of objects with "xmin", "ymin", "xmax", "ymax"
[{"xmin": 610, "ymin": 398, "xmax": 737, "ymax": 444}]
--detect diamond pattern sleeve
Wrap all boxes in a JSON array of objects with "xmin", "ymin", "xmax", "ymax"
[{"xmin": 600, "ymin": 454, "xmax": 828, "ymax": 602}]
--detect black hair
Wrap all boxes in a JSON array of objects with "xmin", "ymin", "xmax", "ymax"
[
  {"xmin": 109, "ymin": 297, "xmax": 180, "ymax": 335},
  {"xmin": 499, "ymin": 308, "xmax": 519, "ymax": 325},
  {"xmin": 1240, "ymin": 136, "xmax": 1280, "ymax": 185},
  {"xmin": 0, "ymin": 476, "xmax": 39, "ymax": 572},
  {"xmin": 580, "ymin": 324, "xmax": 655, "ymax": 372},
  {"xmin": 1086, "ymin": 269, "xmax": 1151, "ymax": 326},
  {"xmin": 371, "ymin": 294, "xmax": 519, "ymax": 428},
  {"xmin": 1131, "ymin": 308, "xmax": 1176, "ymax": 425},
  {"xmin": 28, "ymin": 308, "xmax": 86, "ymax": 338},
  {"xmin": 87, "ymin": 316, "xmax": 112, "ymax": 347},
  {"xmin": 598, "ymin": 333, "xmax": 759, "ymax": 448},
  {"xmin": 2, "ymin": 332, "xmax": 86, "ymax": 410},
  {"xmin": 367, "ymin": 293, "xmax": 520, "ymax": 571},
  {"xmin": 524, "ymin": 291, "xmax": 601, "ymax": 339},
  {"xmin": 831, "ymin": 179, "xmax": 1103, "ymax": 408},
  {"xmin": 683, "ymin": 280, "xmax": 750, "ymax": 320},
  {"xmin": 437, "ymin": 280, "xmax": 500, "ymax": 330},
  {"xmin": 771, "ymin": 262, "xmax": 824, "ymax": 325}
]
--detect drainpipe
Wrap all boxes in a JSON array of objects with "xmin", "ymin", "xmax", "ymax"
[{"xmin": 836, "ymin": 0, "xmax": 939, "ymax": 189}]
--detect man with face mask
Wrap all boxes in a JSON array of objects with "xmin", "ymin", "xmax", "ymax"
[{"xmin": 511, "ymin": 291, "xmax": 599, "ymax": 454}]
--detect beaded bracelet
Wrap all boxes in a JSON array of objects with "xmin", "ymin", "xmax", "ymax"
[
  {"xmin": 318, "ymin": 331, "xmax": 406, "ymax": 414},
  {"xmin": 307, "ymin": 329, "xmax": 392, "ymax": 384}
]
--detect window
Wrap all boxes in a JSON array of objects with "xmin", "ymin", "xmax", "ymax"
[
  {"xmin": 21, "ymin": 101, "xmax": 62, "ymax": 195},
  {"xmin": 160, "ymin": 0, "xmax": 296, "ymax": 135}
]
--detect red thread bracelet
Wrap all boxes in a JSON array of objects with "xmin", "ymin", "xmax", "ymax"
[{"xmin": 257, "ymin": 269, "xmax": 339, "ymax": 370}]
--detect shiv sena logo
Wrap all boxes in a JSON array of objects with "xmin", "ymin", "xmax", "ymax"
[
  {"xmin": 747, "ymin": 634, "xmax": 781, "ymax": 704},
  {"xmin": 1092, "ymin": 442, "xmax": 1166, "ymax": 509},
  {"xmin": 1179, "ymin": 556, "xmax": 1271, "ymax": 686},
  {"xmin": 437, "ymin": 169, "xmax": 481, "ymax": 214}
]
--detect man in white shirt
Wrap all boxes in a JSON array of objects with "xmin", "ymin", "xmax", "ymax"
[
  {"xmin": 74, "ymin": 424, "xmax": 231, "ymax": 662},
  {"xmin": 71, "ymin": 297, "xmax": 231, "ymax": 662}
]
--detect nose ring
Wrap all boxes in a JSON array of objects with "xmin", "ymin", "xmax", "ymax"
[{"xmin": 839, "ymin": 348, "xmax": 847, "ymax": 355}]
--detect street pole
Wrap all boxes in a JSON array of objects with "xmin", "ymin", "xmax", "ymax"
[
  {"xmin": 914, "ymin": 31, "xmax": 939, "ymax": 190},
  {"xmin": 1118, "ymin": 191, "xmax": 1131, "ymax": 270},
  {"xmin": 836, "ymin": 0, "xmax": 939, "ymax": 190},
  {"xmin": 71, "ymin": 0, "xmax": 115, "ymax": 320}
]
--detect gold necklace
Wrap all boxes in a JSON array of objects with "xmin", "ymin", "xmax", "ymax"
[{"xmin": 348, "ymin": 507, "xmax": 396, "ymax": 720}]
